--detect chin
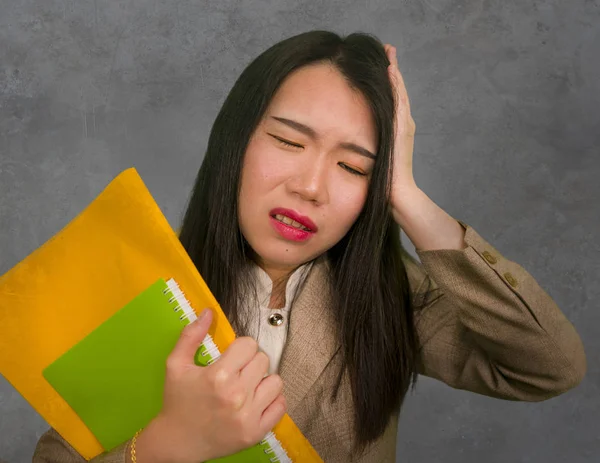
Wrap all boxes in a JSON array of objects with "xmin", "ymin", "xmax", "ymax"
[{"xmin": 251, "ymin": 240, "xmax": 317, "ymax": 269}]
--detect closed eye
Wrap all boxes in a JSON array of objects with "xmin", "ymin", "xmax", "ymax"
[
  {"xmin": 269, "ymin": 134, "xmax": 366, "ymax": 176},
  {"xmin": 339, "ymin": 163, "xmax": 366, "ymax": 176},
  {"xmin": 270, "ymin": 134, "xmax": 303, "ymax": 149}
]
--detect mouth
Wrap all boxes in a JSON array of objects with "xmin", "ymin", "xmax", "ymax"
[
  {"xmin": 269, "ymin": 208, "xmax": 318, "ymax": 233},
  {"xmin": 272, "ymin": 213, "xmax": 313, "ymax": 231}
]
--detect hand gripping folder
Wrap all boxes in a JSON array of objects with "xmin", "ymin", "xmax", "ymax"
[{"xmin": 0, "ymin": 168, "xmax": 322, "ymax": 462}]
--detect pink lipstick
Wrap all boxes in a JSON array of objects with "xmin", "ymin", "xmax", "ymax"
[{"xmin": 269, "ymin": 208, "xmax": 317, "ymax": 242}]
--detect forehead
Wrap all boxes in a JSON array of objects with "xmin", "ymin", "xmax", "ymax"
[{"xmin": 265, "ymin": 63, "xmax": 377, "ymax": 148}]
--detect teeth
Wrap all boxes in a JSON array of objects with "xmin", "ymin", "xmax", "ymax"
[{"xmin": 274, "ymin": 214, "xmax": 311, "ymax": 231}]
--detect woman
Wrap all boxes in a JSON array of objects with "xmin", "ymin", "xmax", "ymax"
[{"xmin": 33, "ymin": 30, "xmax": 586, "ymax": 463}]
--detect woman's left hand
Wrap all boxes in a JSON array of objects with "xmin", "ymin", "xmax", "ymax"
[{"xmin": 384, "ymin": 44, "xmax": 419, "ymax": 214}]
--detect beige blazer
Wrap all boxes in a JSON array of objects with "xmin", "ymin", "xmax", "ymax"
[{"xmin": 32, "ymin": 221, "xmax": 586, "ymax": 462}]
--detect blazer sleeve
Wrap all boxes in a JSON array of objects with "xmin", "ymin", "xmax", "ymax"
[
  {"xmin": 407, "ymin": 220, "xmax": 586, "ymax": 401},
  {"xmin": 32, "ymin": 428, "xmax": 129, "ymax": 463}
]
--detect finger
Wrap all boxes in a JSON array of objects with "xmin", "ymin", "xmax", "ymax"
[
  {"xmin": 167, "ymin": 309, "xmax": 213, "ymax": 368},
  {"xmin": 388, "ymin": 63, "xmax": 411, "ymax": 111},
  {"xmin": 387, "ymin": 47, "xmax": 406, "ymax": 90},
  {"xmin": 383, "ymin": 43, "xmax": 391, "ymax": 57},
  {"xmin": 388, "ymin": 61, "xmax": 406, "ymax": 94},
  {"xmin": 391, "ymin": 46, "xmax": 399, "ymax": 68},
  {"xmin": 217, "ymin": 336, "xmax": 260, "ymax": 374},
  {"xmin": 258, "ymin": 394, "xmax": 287, "ymax": 436},
  {"xmin": 253, "ymin": 374, "xmax": 284, "ymax": 412},
  {"xmin": 385, "ymin": 44, "xmax": 396, "ymax": 67},
  {"xmin": 240, "ymin": 350, "xmax": 270, "ymax": 393}
]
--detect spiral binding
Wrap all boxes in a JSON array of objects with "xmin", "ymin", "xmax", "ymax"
[
  {"xmin": 164, "ymin": 279, "xmax": 291, "ymax": 462},
  {"xmin": 164, "ymin": 278, "xmax": 221, "ymax": 365},
  {"xmin": 260, "ymin": 431, "xmax": 292, "ymax": 463}
]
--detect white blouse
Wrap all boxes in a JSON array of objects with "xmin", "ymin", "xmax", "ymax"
[{"xmin": 242, "ymin": 262, "xmax": 313, "ymax": 375}]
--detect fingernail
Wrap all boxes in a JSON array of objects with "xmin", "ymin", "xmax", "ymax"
[{"xmin": 197, "ymin": 308, "xmax": 209, "ymax": 322}]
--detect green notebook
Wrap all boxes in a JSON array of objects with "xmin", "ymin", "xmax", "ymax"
[{"xmin": 42, "ymin": 278, "xmax": 291, "ymax": 463}]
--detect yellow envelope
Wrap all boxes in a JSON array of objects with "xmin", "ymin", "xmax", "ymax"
[{"xmin": 0, "ymin": 168, "xmax": 320, "ymax": 461}]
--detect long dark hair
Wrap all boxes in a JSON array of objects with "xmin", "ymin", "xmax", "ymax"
[{"xmin": 179, "ymin": 30, "xmax": 435, "ymax": 453}]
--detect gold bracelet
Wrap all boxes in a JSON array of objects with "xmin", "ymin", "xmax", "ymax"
[{"xmin": 130, "ymin": 429, "xmax": 142, "ymax": 463}]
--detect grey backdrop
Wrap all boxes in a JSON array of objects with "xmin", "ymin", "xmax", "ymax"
[{"xmin": 1, "ymin": 0, "xmax": 598, "ymax": 462}]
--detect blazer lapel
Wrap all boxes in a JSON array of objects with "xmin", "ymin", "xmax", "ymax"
[{"xmin": 278, "ymin": 257, "xmax": 341, "ymax": 415}]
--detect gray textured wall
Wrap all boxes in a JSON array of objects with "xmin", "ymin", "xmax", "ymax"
[{"xmin": 1, "ymin": 0, "xmax": 598, "ymax": 462}]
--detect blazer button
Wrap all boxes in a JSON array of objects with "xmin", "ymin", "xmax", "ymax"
[
  {"xmin": 483, "ymin": 251, "xmax": 497, "ymax": 264},
  {"xmin": 504, "ymin": 272, "xmax": 518, "ymax": 287}
]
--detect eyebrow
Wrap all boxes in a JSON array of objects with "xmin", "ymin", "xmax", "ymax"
[{"xmin": 270, "ymin": 116, "xmax": 377, "ymax": 159}]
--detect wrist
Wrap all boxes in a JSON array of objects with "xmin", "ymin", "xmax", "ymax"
[
  {"xmin": 133, "ymin": 416, "xmax": 209, "ymax": 463},
  {"xmin": 391, "ymin": 183, "xmax": 424, "ymax": 225},
  {"xmin": 133, "ymin": 417, "xmax": 176, "ymax": 463}
]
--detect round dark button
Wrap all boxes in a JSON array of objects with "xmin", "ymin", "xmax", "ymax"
[{"xmin": 268, "ymin": 312, "xmax": 284, "ymax": 326}]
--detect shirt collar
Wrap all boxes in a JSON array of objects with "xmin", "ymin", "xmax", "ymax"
[{"xmin": 253, "ymin": 261, "xmax": 314, "ymax": 311}]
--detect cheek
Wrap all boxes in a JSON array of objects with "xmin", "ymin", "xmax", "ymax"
[
  {"xmin": 240, "ymin": 146, "xmax": 272, "ymax": 203},
  {"xmin": 239, "ymin": 138, "xmax": 294, "ymax": 225},
  {"xmin": 328, "ymin": 181, "xmax": 368, "ymax": 232},
  {"xmin": 241, "ymin": 139, "xmax": 291, "ymax": 188}
]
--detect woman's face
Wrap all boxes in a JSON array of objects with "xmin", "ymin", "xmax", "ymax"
[{"xmin": 238, "ymin": 62, "xmax": 378, "ymax": 276}]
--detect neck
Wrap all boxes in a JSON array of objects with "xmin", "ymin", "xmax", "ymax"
[
  {"xmin": 269, "ymin": 278, "xmax": 288, "ymax": 309},
  {"xmin": 255, "ymin": 260, "xmax": 297, "ymax": 309}
]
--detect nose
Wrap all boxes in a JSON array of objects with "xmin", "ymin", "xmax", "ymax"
[{"xmin": 286, "ymin": 155, "xmax": 329, "ymax": 205}]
